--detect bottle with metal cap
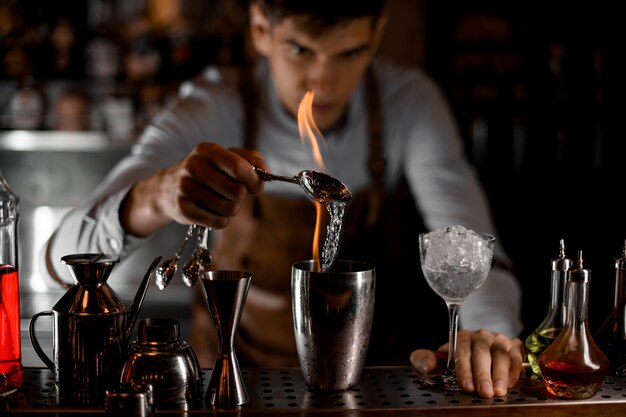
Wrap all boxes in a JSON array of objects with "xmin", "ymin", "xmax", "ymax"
[
  {"xmin": 594, "ymin": 240, "xmax": 626, "ymax": 376},
  {"xmin": 524, "ymin": 239, "xmax": 572, "ymax": 376},
  {"xmin": 539, "ymin": 250, "xmax": 609, "ymax": 399}
]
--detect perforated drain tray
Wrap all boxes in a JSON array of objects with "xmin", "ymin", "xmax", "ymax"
[{"xmin": 3, "ymin": 367, "xmax": 626, "ymax": 415}]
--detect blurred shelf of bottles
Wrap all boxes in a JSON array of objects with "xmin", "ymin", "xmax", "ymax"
[
  {"xmin": 0, "ymin": 0, "xmax": 249, "ymax": 142},
  {"xmin": 422, "ymin": 1, "xmax": 624, "ymax": 175}
]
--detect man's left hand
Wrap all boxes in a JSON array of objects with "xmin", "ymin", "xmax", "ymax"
[{"xmin": 409, "ymin": 329, "xmax": 524, "ymax": 398}]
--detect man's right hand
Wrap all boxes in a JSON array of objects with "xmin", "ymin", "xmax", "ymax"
[{"xmin": 120, "ymin": 142, "xmax": 269, "ymax": 237}]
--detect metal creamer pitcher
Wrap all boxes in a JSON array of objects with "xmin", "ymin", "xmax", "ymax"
[{"xmin": 29, "ymin": 253, "xmax": 160, "ymax": 405}]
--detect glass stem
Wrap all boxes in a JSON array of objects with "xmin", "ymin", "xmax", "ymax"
[{"xmin": 446, "ymin": 303, "xmax": 461, "ymax": 373}]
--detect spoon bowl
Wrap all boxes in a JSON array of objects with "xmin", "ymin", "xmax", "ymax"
[{"xmin": 254, "ymin": 167, "xmax": 352, "ymax": 203}]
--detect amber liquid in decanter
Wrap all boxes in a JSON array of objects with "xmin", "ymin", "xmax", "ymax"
[{"xmin": 539, "ymin": 251, "xmax": 609, "ymax": 399}]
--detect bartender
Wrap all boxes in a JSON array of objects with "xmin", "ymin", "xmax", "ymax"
[{"xmin": 44, "ymin": 0, "xmax": 524, "ymax": 398}]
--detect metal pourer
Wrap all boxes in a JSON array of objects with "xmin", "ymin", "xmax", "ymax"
[
  {"xmin": 553, "ymin": 238, "xmax": 573, "ymax": 273},
  {"xmin": 552, "ymin": 238, "xmax": 573, "ymax": 322},
  {"xmin": 568, "ymin": 250, "xmax": 592, "ymax": 283}
]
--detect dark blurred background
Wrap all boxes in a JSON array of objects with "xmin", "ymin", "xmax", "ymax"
[{"xmin": 1, "ymin": 0, "xmax": 624, "ymax": 344}]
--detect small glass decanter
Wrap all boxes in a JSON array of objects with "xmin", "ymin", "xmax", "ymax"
[
  {"xmin": 594, "ymin": 240, "xmax": 626, "ymax": 376},
  {"xmin": 524, "ymin": 239, "xmax": 572, "ymax": 376},
  {"xmin": 539, "ymin": 250, "xmax": 609, "ymax": 399}
]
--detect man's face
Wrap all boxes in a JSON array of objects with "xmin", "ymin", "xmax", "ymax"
[{"xmin": 251, "ymin": 8, "xmax": 384, "ymax": 132}]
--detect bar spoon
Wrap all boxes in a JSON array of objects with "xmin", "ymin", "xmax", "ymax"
[{"xmin": 253, "ymin": 167, "xmax": 352, "ymax": 203}]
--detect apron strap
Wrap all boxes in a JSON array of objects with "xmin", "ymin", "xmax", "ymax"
[{"xmin": 364, "ymin": 66, "xmax": 387, "ymax": 226}]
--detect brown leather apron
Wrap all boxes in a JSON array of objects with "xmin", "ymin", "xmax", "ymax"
[{"xmin": 189, "ymin": 67, "xmax": 438, "ymax": 368}]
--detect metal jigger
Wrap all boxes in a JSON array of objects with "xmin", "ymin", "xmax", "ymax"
[{"xmin": 200, "ymin": 270, "xmax": 252, "ymax": 407}]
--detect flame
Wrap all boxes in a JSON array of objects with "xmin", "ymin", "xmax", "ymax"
[
  {"xmin": 312, "ymin": 201, "xmax": 324, "ymax": 271},
  {"xmin": 297, "ymin": 91, "xmax": 326, "ymax": 270},
  {"xmin": 297, "ymin": 91, "xmax": 326, "ymax": 172}
]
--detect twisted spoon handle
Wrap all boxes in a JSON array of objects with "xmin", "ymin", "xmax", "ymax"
[{"xmin": 253, "ymin": 166, "xmax": 299, "ymax": 184}]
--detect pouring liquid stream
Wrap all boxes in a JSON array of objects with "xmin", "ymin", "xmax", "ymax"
[{"xmin": 314, "ymin": 199, "xmax": 349, "ymax": 272}]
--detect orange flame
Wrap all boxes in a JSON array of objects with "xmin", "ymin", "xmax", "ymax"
[
  {"xmin": 297, "ymin": 91, "xmax": 326, "ymax": 270},
  {"xmin": 297, "ymin": 91, "xmax": 326, "ymax": 172},
  {"xmin": 312, "ymin": 202, "xmax": 324, "ymax": 271}
]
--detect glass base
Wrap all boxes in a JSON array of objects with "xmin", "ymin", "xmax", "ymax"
[{"xmin": 417, "ymin": 368, "xmax": 461, "ymax": 391}]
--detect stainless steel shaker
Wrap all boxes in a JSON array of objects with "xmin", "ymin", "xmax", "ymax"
[
  {"xmin": 29, "ymin": 254, "xmax": 126, "ymax": 405},
  {"xmin": 292, "ymin": 259, "xmax": 376, "ymax": 391}
]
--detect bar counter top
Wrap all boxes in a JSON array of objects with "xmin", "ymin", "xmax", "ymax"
[{"xmin": 2, "ymin": 366, "xmax": 626, "ymax": 416}]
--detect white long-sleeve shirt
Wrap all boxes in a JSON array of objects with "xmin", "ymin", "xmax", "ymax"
[{"xmin": 44, "ymin": 58, "xmax": 523, "ymax": 338}]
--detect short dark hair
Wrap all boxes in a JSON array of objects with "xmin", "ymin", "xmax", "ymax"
[{"xmin": 252, "ymin": 0, "xmax": 387, "ymax": 33}]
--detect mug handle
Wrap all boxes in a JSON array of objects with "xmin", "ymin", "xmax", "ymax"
[{"xmin": 29, "ymin": 311, "xmax": 54, "ymax": 370}]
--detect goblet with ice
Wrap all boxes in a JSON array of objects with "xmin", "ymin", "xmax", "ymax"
[{"xmin": 418, "ymin": 225, "xmax": 495, "ymax": 391}]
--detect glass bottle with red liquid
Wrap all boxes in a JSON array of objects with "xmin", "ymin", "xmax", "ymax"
[
  {"xmin": 539, "ymin": 250, "xmax": 609, "ymax": 399},
  {"xmin": 0, "ymin": 169, "xmax": 23, "ymax": 397}
]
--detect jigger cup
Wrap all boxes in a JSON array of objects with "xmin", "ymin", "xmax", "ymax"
[
  {"xmin": 292, "ymin": 259, "xmax": 376, "ymax": 391},
  {"xmin": 200, "ymin": 270, "xmax": 252, "ymax": 407}
]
